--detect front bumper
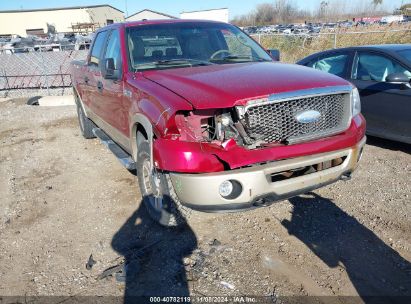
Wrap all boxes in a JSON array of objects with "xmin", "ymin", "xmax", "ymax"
[
  {"xmin": 154, "ymin": 114, "xmax": 366, "ymax": 173},
  {"xmin": 170, "ymin": 136, "xmax": 366, "ymax": 212}
]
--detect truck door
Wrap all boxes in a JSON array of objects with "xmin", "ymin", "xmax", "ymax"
[
  {"xmin": 98, "ymin": 29, "xmax": 130, "ymax": 149},
  {"xmin": 350, "ymin": 51, "xmax": 411, "ymax": 142},
  {"xmin": 85, "ymin": 30, "xmax": 108, "ymax": 114}
]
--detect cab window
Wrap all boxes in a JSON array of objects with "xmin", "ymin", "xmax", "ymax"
[
  {"xmin": 89, "ymin": 31, "xmax": 107, "ymax": 66},
  {"xmin": 308, "ymin": 53, "xmax": 349, "ymax": 77},
  {"xmin": 352, "ymin": 52, "xmax": 411, "ymax": 82},
  {"xmin": 103, "ymin": 30, "xmax": 122, "ymax": 70}
]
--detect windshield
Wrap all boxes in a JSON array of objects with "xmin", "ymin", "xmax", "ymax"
[
  {"xmin": 397, "ymin": 49, "xmax": 411, "ymax": 64},
  {"xmin": 126, "ymin": 22, "xmax": 272, "ymax": 71}
]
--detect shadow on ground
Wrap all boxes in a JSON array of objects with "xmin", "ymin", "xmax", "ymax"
[
  {"xmin": 283, "ymin": 193, "xmax": 411, "ymax": 304},
  {"xmin": 111, "ymin": 198, "xmax": 197, "ymax": 303},
  {"xmin": 366, "ymin": 136, "xmax": 411, "ymax": 154}
]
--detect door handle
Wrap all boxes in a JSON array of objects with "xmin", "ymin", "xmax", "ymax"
[
  {"xmin": 97, "ymin": 81, "xmax": 103, "ymax": 92},
  {"xmin": 84, "ymin": 76, "xmax": 89, "ymax": 84}
]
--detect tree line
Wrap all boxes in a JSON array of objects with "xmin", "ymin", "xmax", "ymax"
[{"xmin": 231, "ymin": 0, "xmax": 401, "ymax": 26}]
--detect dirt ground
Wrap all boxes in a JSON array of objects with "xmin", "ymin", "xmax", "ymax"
[{"xmin": 0, "ymin": 98, "xmax": 410, "ymax": 303}]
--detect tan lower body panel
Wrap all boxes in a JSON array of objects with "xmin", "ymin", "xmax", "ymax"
[{"xmin": 170, "ymin": 137, "xmax": 366, "ymax": 211}]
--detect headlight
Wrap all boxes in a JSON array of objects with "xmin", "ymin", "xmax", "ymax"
[
  {"xmin": 220, "ymin": 115, "xmax": 231, "ymax": 127},
  {"xmin": 351, "ymin": 87, "xmax": 361, "ymax": 117},
  {"xmin": 216, "ymin": 113, "xmax": 238, "ymax": 140}
]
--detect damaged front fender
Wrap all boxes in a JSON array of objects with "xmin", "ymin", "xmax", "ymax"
[{"xmin": 153, "ymin": 139, "xmax": 226, "ymax": 173}]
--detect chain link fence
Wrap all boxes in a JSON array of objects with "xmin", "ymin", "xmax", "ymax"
[
  {"xmin": 251, "ymin": 28, "xmax": 411, "ymax": 49},
  {"xmin": 0, "ymin": 47, "xmax": 88, "ymax": 98},
  {"xmin": 250, "ymin": 28, "xmax": 411, "ymax": 63}
]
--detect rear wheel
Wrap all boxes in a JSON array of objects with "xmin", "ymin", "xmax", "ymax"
[
  {"xmin": 136, "ymin": 140, "xmax": 190, "ymax": 227},
  {"xmin": 75, "ymin": 99, "xmax": 95, "ymax": 139}
]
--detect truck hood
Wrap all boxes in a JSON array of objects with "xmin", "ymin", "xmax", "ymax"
[{"xmin": 142, "ymin": 62, "xmax": 350, "ymax": 109}]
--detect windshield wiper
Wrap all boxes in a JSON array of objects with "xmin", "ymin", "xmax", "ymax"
[
  {"xmin": 134, "ymin": 59, "xmax": 214, "ymax": 71},
  {"xmin": 152, "ymin": 59, "xmax": 213, "ymax": 66},
  {"xmin": 210, "ymin": 55, "xmax": 270, "ymax": 63}
]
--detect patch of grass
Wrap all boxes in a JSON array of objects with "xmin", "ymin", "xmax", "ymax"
[{"xmin": 253, "ymin": 24, "xmax": 411, "ymax": 63}]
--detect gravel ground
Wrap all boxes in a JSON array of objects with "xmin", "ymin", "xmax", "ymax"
[{"xmin": 0, "ymin": 99, "xmax": 410, "ymax": 303}]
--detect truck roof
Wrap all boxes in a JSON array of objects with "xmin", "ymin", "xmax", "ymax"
[
  {"xmin": 98, "ymin": 19, "xmax": 227, "ymax": 32},
  {"xmin": 125, "ymin": 19, "xmax": 226, "ymax": 27}
]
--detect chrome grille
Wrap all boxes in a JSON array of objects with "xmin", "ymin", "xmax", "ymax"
[{"xmin": 243, "ymin": 93, "xmax": 351, "ymax": 144}]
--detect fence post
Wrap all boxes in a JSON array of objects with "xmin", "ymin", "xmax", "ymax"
[
  {"xmin": 5, "ymin": 73, "xmax": 10, "ymax": 91},
  {"xmin": 258, "ymin": 34, "xmax": 261, "ymax": 44},
  {"xmin": 60, "ymin": 66, "xmax": 65, "ymax": 95},
  {"xmin": 2, "ymin": 68, "xmax": 10, "ymax": 98},
  {"xmin": 40, "ymin": 47, "xmax": 50, "ymax": 96},
  {"xmin": 334, "ymin": 32, "xmax": 337, "ymax": 48}
]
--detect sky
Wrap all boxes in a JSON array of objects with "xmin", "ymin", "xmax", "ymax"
[{"xmin": 0, "ymin": 0, "xmax": 406, "ymax": 18}]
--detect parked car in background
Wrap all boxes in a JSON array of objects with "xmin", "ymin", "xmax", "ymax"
[{"xmin": 297, "ymin": 45, "xmax": 411, "ymax": 144}]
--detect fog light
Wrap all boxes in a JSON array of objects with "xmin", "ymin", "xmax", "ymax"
[{"xmin": 219, "ymin": 180, "xmax": 233, "ymax": 198}]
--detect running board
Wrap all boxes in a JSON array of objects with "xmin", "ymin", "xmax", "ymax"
[{"xmin": 92, "ymin": 128, "xmax": 136, "ymax": 171}]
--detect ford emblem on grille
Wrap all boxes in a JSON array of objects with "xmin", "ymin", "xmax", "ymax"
[{"xmin": 295, "ymin": 110, "xmax": 321, "ymax": 124}]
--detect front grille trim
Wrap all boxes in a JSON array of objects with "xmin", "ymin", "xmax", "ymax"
[
  {"xmin": 242, "ymin": 85, "xmax": 353, "ymax": 112},
  {"xmin": 237, "ymin": 85, "xmax": 353, "ymax": 146}
]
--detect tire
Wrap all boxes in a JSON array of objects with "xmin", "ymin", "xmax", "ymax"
[
  {"xmin": 136, "ymin": 140, "xmax": 191, "ymax": 227},
  {"xmin": 27, "ymin": 96, "xmax": 41, "ymax": 106},
  {"xmin": 76, "ymin": 100, "xmax": 95, "ymax": 139}
]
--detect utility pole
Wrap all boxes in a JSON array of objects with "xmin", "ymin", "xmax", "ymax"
[
  {"xmin": 320, "ymin": 1, "xmax": 329, "ymax": 23},
  {"xmin": 125, "ymin": 0, "xmax": 129, "ymax": 18}
]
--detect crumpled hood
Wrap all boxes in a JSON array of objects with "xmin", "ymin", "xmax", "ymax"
[{"xmin": 142, "ymin": 62, "xmax": 350, "ymax": 109}]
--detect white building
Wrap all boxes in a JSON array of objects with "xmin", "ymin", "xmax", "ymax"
[
  {"xmin": 381, "ymin": 15, "xmax": 406, "ymax": 23},
  {"xmin": 126, "ymin": 9, "xmax": 177, "ymax": 21},
  {"xmin": 180, "ymin": 8, "xmax": 229, "ymax": 23},
  {"xmin": 0, "ymin": 5, "xmax": 124, "ymax": 37}
]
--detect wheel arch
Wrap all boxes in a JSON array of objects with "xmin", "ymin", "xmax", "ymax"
[
  {"xmin": 130, "ymin": 114, "xmax": 154, "ymax": 163},
  {"xmin": 72, "ymin": 86, "xmax": 88, "ymax": 118}
]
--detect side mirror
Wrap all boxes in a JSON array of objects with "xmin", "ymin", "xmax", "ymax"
[
  {"xmin": 102, "ymin": 58, "xmax": 118, "ymax": 79},
  {"xmin": 386, "ymin": 72, "xmax": 410, "ymax": 84},
  {"xmin": 267, "ymin": 49, "xmax": 280, "ymax": 61}
]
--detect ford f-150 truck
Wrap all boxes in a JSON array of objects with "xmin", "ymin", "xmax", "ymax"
[{"xmin": 70, "ymin": 20, "xmax": 366, "ymax": 226}]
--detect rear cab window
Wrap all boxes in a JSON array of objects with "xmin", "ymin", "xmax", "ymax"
[
  {"xmin": 142, "ymin": 36, "xmax": 183, "ymax": 59},
  {"xmin": 89, "ymin": 31, "xmax": 108, "ymax": 66}
]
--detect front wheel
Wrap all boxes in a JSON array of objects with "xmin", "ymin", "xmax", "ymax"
[{"xmin": 136, "ymin": 141, "xmax": 191, "ymax": 227}]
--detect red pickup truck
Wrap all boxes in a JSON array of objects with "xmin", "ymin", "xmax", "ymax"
[{"xmin": 71, "ymin": 20, "xmax": 366, "ymax": 226}]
